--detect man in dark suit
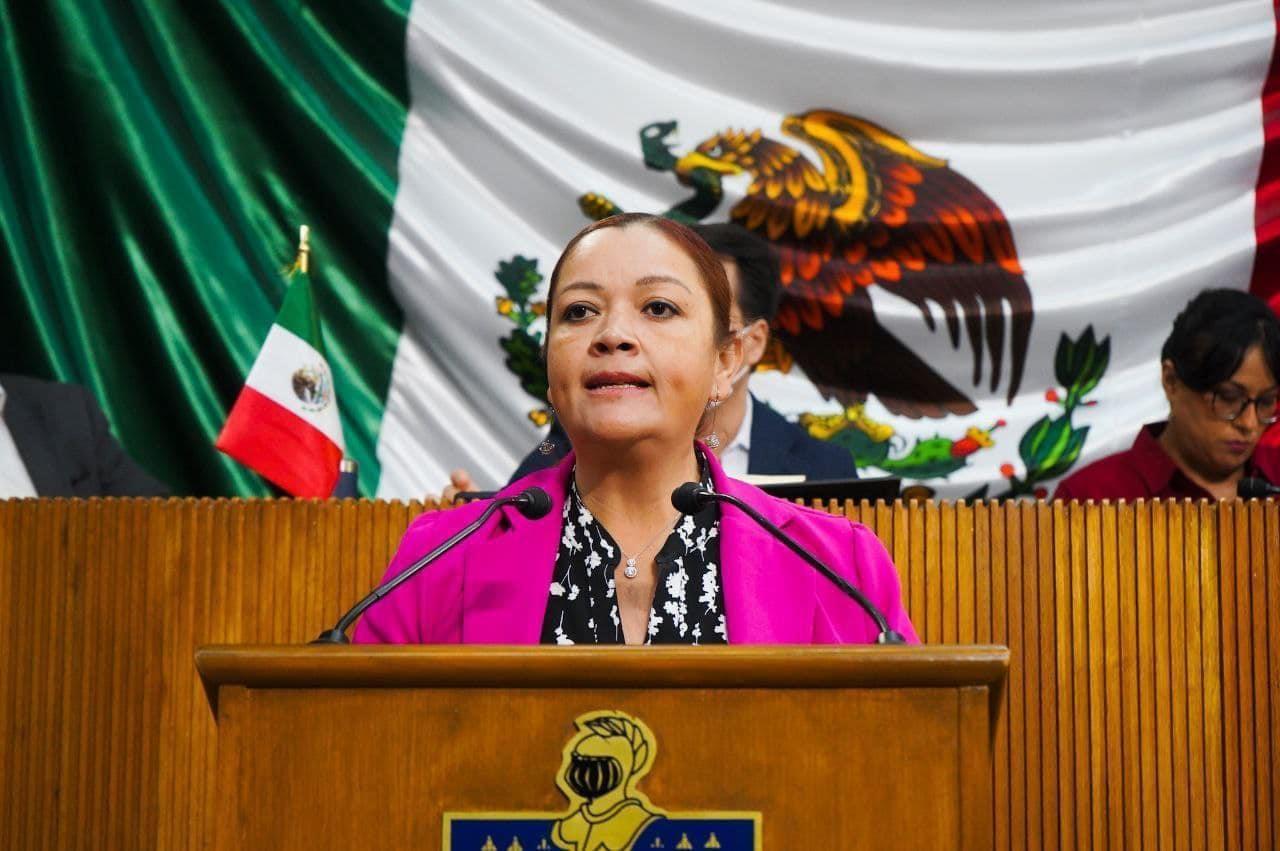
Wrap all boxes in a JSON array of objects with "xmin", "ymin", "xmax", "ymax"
[
  {"xmin": 445, "ymin": 223, "xmax": 858, "ymax": 495},
  {"xmin": 0, "ymin": 374, "xmax": 169, "ymax": 497}
]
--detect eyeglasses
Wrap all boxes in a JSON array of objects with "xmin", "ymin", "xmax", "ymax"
[{"xmin": 1208, "ymin": 387, "xmax": 1280, "ymax": 424}]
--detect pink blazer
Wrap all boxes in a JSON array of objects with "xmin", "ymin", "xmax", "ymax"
[{"xmin": 353, "ymin": 448, "xmax": 918, "ymax": 645}]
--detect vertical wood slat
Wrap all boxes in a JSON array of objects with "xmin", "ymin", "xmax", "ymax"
[
  {"xmin": 1, "ymin": 495, "xmax": 1277, "ymax": 848},
  {"xmin": 1183, "ymin": 502, "xmax": 1207, "ymax": 850},
  {"xmin": 1053, "ymin": 500, "xmax": 1077, "ymax": 851},
  {"xmin": 1265, "ymin": 502, "xmax": 1280, "ymax": 845},
  {"xmin": 989, "ymin": 501, "xmax": 1011, "ymax": 851},
  {"xmin": 1217, "ymin": 500, "xmax": 1242, "ymax": 850},
  {"xmin": 1004, "ymin": 502, "xmax": 1027, "ymax": 850},
  {"xmin": 1100, "ymin": 502, "xmax": 1124, "ymax": 851},
  {"xmin": 1019, "ymin": 502, "xmax": 1042, "ymax": 851},
  {"xmin": 1250, "ymin": 500, "xmax": 1274, "ymax": 851},
  {"xmin": 1118, "ymin": 501, "xmax": 1142, "ymax": 850}
]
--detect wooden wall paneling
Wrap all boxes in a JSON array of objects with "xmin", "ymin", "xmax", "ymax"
[
  {"xmin": 1100, "ymin": 500, "xmax": 1124, "ymax": 849},
  {"xmin": 82, "ymin": 500, "xmax": 108, "ymax": 846},
  {"xmin": 318, "ymin": 499, "xmax": 338, "ymax": 635},
  {"xmin": 1199, "ymin": 502, "xmax": 1226, "ymax": 849},
  {"xmin": 1003, "ymin": 500, "xmax": 1026, "ymax": 849},
  {"xmin": 1181, "ymin": 500, "xmax": 1207, "ymax": 849},
  {"xmin": 1217, "ymin": 500, "xmax": 1242, "ymax": 849},
  {"xmin": 941, "ymin": 501, "xmax": 958, "ymax": 644},
  {"xmin": 48, "ymin": 499, "xmax": 78, "ymax": 851},
  {"xmin": 4, "ymin": 496, "xmax": 1280, "ymax": 849},
  {"xmin": 892, "ymin": 501, "xmax": 912, "ymax": 622},
  {"xmin": 193, "ymin": 500, "xmax": 219, "ymax": 851},
  {"xmin": 1032, "ymin": 501, "xmax": 1058, "ymax": 850},
  {"xmin": 1235, "ymin": 499, "xmax": 1260, "ymax": 850},
  {"xmin": 975, "ymin": 503, "xmax": 992, "ymax": 648},
  {"xmin": 37, "ymin": 500, "xmax": 61, "ymax": 850},
  {"xmin": 200, "ymin": 499, "xmax": 229, "ymax": 848},
  {"xmin": 1248, "ymin": 499, "xmax": 1273, "ymax": 851},
  {"xmin": 926, "ymin": 501, "xmax": 942, "ymax": 642},
  {"xmin": 0, "ymin": 504, "xmax": 14, "ymax": 841},
  {"xmin": 1018, "ymin": 501, "xmax": 1042, "ymax": 851},
  {"xmin": 112, "ymin": 499, "xmax": 138, "ymax": 848},
  {"xmin": 1081, "ymin": 502, "xmax": 1104, "ymax": 848},
  {"xmin": 340, "ymin": 499, "xmax": 360, "ymax": 636},
  {"xmin": 1051, "ymin": 499, "xmax": 1077, "ymax": 851},
  {"xmin": 957, "ymin": 502, "xmax": 976, "ymax": 644},
  {"xmin": 1149, "ymin": 500, "xmax": 1174, "ymax": 847},
  {"xmin": 989, "ymin": 501, "xmax": 1010, "ymax": 851},
  {"xmin": 907, "ymin": 502, "xmax": 925, "ymax": 641},
  {"xmin": 1066, "ymin": 501, "xmax": 1090, "ymax": 846},
  {"xmin": 1117, "ymin": 500, "xmax": 1142, "ymax": 849},
  {"xmin": 1169, "ymin": 500, "xmax": 1193, "ymax": 848},
  {"xmin": 1265, "ymin": 501, "xmax": 1280, "ymax": 840}
]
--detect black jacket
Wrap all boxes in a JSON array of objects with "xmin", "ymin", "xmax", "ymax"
[
  {"xmin": 509, "ymin": 394, "xmax": 858, "ymax": 483},
  {"xmin": 1, "ymin": 374, "xmax": 169, "ymax": 497}
]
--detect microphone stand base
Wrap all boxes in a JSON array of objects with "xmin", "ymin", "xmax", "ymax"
[{"xmin": 310, "ymin": 629, "xmax": 351, "ymax": 645}]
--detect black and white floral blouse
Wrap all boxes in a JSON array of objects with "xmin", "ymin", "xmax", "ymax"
[{"xmin": 539, "ymin": 465, "xmax": 728, "ymax": 646}]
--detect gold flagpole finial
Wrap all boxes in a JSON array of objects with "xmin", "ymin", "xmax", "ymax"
[{"xmin": 297, "ymin": 224, "xmax": 311, "ymax": 274}]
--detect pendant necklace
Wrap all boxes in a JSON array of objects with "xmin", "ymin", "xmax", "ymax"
[
  {"xmin": 618, "ymin": 522, "xmax": 673, "ymax": 579},
  {"xmin": 574, "ymin": 475, "xmax": 676, "ymax": 579}
]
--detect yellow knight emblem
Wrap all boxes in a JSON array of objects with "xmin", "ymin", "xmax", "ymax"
[
  {"xmin": 551, "ymin": 711, "xmax": 664, "ymax": 851},
  {"xmin": 444, "ymin": 710, "xmax": 758, "ymax": 850}
]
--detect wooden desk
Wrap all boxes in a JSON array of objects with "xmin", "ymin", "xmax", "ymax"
[
  {"xmin": 1, "ymin": 496, "xmax": 1276, "ymax": 848},
  {"xmin": 196, "ymin": 644, "xmax": 1007, "ymax": 850}
]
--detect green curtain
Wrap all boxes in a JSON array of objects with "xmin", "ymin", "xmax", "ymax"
[{"xmin": 0, "ymin": 1, "xmax": 411, "ymax": 496}]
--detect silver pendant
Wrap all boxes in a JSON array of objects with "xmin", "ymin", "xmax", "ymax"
[{"xmin": 623, "ymin": 558, "xmax": 638, "ymax": 579}]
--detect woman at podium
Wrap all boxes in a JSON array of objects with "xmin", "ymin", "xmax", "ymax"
[{"xmin": 354, "ymin": 214, "xmax": 917, "ymax": 645}]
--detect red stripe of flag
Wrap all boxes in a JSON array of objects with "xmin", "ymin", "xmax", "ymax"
[{"xmin": 1253, "ymin": 2, "xmax": 1280, "ymax": 462}]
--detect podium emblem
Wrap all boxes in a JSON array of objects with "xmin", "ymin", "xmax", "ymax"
[{"xmin": 444, "ymin": 710, "xmax": 760, "ymax": 851}]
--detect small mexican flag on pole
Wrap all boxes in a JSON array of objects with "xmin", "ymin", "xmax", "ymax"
[{"xmin": 216, "ymin": 226, "xmax": 345, "ymax": 497}]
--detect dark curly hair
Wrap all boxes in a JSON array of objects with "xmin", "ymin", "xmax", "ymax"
[{"xmin": 1161, "ymin": 288, "xmax": 1280, "ymax": 390}]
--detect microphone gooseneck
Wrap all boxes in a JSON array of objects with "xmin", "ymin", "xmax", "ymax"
[
  {"xmin": 672, "ymin": 482, "xmax": 906, "ymax": 645},
  {"xmin": 1238, "ymin": 477, "xmax": 1280, "ymax": 500},
  {"xmin": 312, "ymin": 486, "xmax": 552, "ymax": 644}
]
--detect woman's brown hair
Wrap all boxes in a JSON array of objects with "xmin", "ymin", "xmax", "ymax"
[{"xmin": 545, "ymin": 213, "xmax": 735, "ymax": 344}]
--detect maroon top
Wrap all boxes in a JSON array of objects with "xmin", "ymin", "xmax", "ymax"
[{"xmin": 1053, "ymin": 421, "xmax": 1280, "ymax": 501}]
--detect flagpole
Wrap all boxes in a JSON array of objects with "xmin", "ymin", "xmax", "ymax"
[
  {"xmin": 297, "ymin": 224, "xmax": 310, "ymax": 274},
  {"xmin": 297, "ymin": 223, "xmax": 358, "ymax": 497}
]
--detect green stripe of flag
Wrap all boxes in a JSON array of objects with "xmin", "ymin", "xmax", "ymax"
[{"xmin": 0, "ymin": 1, "xmax": 412, "ymax": 496}]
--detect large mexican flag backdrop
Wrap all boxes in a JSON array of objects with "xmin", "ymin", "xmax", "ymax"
[{"xmin": 3, "ymin": 1, "xmax": 1279, "ymax": 499}]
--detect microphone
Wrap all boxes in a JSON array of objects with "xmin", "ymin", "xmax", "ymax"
[
  {"xmin": 672, "ymin": 483, "xmax": 906, "ymax": 644},
  {"xmin": 1238, "ymin": 477, "xmax": 1280, "ymax": 499},
  {"xmin": 311, "ymin": 486, "xmax": 552, "ymax": 644}
]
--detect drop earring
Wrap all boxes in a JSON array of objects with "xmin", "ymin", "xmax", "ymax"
[
  {"xmin": 538, "ymin": 406, "xmax": 557, "ymax": 455},
  {"xmin": 701, "ymin": 396, "xmax": 722, "ymax": 449}
]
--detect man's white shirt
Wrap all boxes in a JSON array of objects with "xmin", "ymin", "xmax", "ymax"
[
  {"xmin": 0, "ymin": 380, "xmax": 37, "ymax": 498},
  {"xmin": 719, "ymin": 397, "xmax": 752, "ymax": 479}
]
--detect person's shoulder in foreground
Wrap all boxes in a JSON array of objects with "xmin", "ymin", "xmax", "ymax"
[
  {"xmin": 711, "ymin": 458, "xmax": 918, "ymax": 645},
  {"xmin": 1, "ymin": 373, "xmax": 169, "ymax": 497},
  {"xmin": 352, "ymin": 457, "xmax": 569, "ymax": 644},
  {"xmin": 354, "ymin": 449, "xmax": 918, "ymax": 645}
]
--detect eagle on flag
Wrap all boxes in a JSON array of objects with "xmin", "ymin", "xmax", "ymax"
[{"xmin": 670, "ymin": 109, "xmax": 1034, "ymax": 420}]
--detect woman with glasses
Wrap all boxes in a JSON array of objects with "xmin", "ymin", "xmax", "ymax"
[{"xmin": 1055, "ymin": 288, "xmax": 1280, "ymax": 501}]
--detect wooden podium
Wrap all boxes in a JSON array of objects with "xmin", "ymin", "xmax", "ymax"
[{"xmin": 196, "ymin": 645, "xmax": 1007, "ymax": 850}]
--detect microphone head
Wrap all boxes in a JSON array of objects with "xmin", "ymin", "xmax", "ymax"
[
  {"xmin": 671, "ymin": 482, "xmax": 711, "ymax": 514},
  {"xmin": 513, "ymin": 486, "xmax": 553, "ymax": 518},
  {"xmin": 1238, "ymin": 477, "xmax": 1278, "ymax": 500}
]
